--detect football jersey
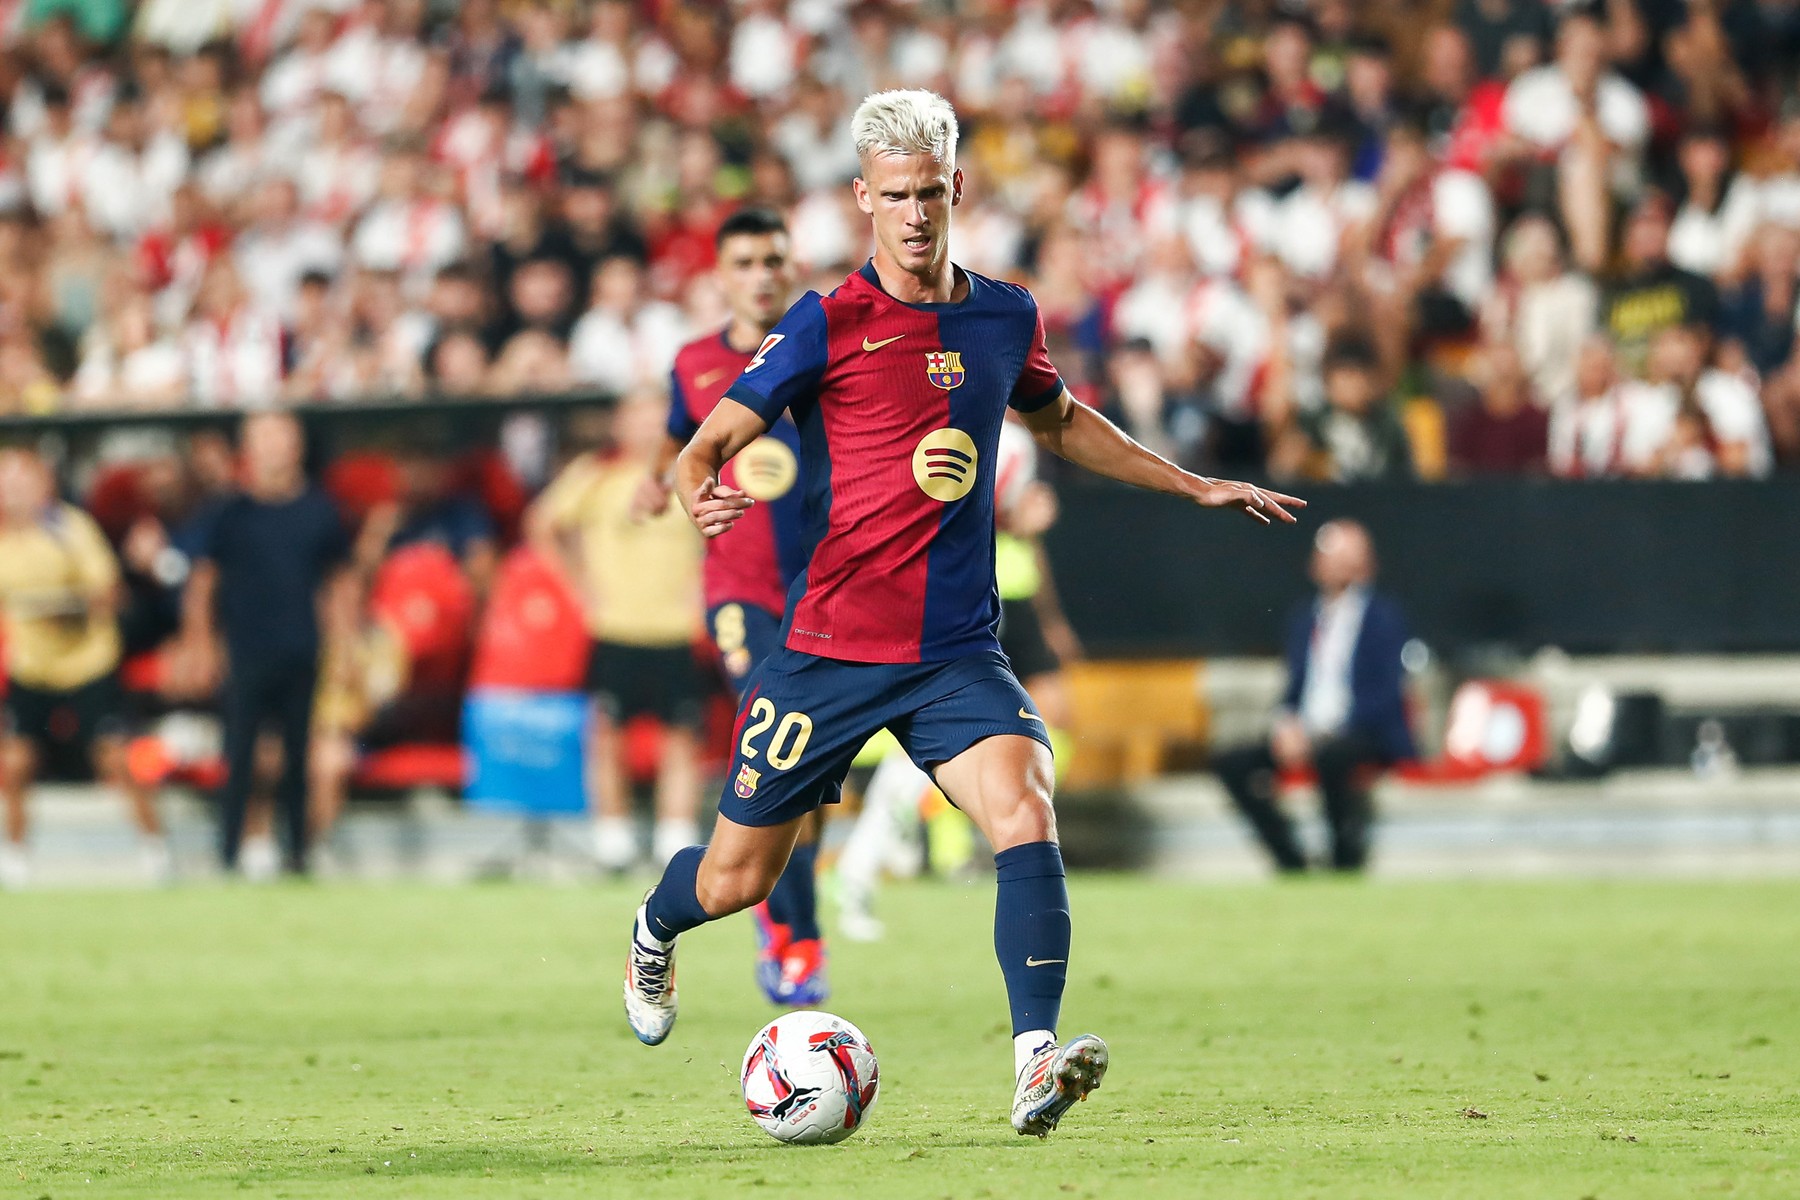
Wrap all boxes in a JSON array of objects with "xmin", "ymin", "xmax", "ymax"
[
  {"xmin": 723, "ymin": 261, "xmax": 1065, "ymax": 664},
  {"xmin": 668, "ymin": 329, "xmax": 808, "ymax": 615}
]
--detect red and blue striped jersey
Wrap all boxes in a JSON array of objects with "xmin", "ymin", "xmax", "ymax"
[
  {"xmin": 723, "ymin": 261, "xmax": 1065, "ymax": 664},
  {"xmin": 668, "ymin": 330, "xmax": 808, "ymax": 615}
]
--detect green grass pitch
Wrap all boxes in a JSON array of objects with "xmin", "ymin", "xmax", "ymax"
[{"xmin": 3, "ymin": 876, "xmax": 1797, "ymax": 1198}]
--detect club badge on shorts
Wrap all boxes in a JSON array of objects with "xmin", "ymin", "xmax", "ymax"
[
  {"xmin": 735, "ymin": 764, "xmax": 762, "ymax": 798},
  {"xmin": 925, "ymin": 350, "xmax": 965, "ymax": 390}
]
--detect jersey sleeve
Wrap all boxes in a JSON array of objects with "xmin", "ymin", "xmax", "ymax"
[
  {"xmin": 723, "ymin": 292, "xmax": 828, "ymax": 423},
  {"xmin": 67, "ymin": 509, "xmax": 121, "ymax": 593},
  {"xmin": 666, "ymin": 365, "xmax": 700, "ymax": 441},
  {"xmin": 1009, "ymin": 303, "xmax": 1066, "ymax": 413}
]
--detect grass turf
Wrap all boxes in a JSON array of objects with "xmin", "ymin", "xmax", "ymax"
[{"xmin": 2, "ymin": 876, "xmax": 1797, "ymax": 1199}]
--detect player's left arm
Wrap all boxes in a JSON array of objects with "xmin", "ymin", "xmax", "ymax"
[
  {"xmin": 1019, "ymin": 391, "xmax": 1305, "ymax": 526},
  {"xmin": 1011, "ymin": 303, "xmax": 1302, "ymax": 524}
]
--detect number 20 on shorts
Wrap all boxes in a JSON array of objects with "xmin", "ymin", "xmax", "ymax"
[{"xmin": 739, "ymin": 698, "xmax": 813, "ymax": 770}]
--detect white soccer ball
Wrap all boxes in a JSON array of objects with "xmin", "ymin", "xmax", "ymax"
[{"xmin": 740, "ymin": 1010, "xmax": 879, "ymax": 1145}]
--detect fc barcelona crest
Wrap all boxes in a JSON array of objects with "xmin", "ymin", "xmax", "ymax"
[
  {"xmin": 925, "ymin": 351, "xmax": 966, "ymax": 390},
  {"xmin": 734, "ymin": 764, "xmax": 762, "ymax": 798}
]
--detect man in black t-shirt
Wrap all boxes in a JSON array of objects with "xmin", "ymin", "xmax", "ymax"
[
  {"xmin": 1600, "ymin": 194, "xmax": 1720, "ymax": 376},
  {"xmin": 180, "ymin": 412, "xmax": 352, "ymax": 875}
]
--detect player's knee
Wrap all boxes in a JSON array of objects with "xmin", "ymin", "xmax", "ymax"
[
  {"xmin": 696, "ymin": 859, "xmax": 779, "ymax": 916},
  {"xmin": 988, "ymin": 786, "xmax": 1057, "ymax": 850}
]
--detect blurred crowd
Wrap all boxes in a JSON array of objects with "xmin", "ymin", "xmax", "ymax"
[{"xmin": 0, "ymin": 0, "xmax": 1796, "ymax": 479}]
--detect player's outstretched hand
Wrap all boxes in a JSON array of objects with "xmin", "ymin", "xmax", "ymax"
[
  {"xmin": 1190, "ymin": 477, "xmax": 1307, "ymax": 526},
  {"xmin": 689, "ymin": 475, "xmax": 754, "ymax": 538},
  {"xmin": 629, "ymin": 473, "xmax": 673, "ymax": 523}
]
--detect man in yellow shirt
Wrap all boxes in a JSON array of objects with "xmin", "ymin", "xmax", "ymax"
[
  {"xmin": 0, "ymin": 449, "xmax": 167, "ymax": 888},
  {"xmin": 529, "ymin": 392, "xmax": 706, "ymax": 871}
]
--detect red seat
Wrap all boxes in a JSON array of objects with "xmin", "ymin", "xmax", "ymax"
[
  {"xmin": 1275, "ymin": 679, "xmax": 1548, "ymax": 791},
  {"xmin": 352, "ymin": 743, "xmax": 468, "ymax": 791}
]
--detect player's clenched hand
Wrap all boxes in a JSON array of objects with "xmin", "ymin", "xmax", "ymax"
[
  {"xmin": 688, "ymin": 475, "xmax": 753, "ymax": 538},
  {"xmin": 1189, "ymin": 477, "xmax": 1307, "ymax": 526}
]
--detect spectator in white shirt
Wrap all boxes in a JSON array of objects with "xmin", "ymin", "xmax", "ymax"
[
  {"xmin": 1259, "ymin": 119, "xmax": 1376, "ymax": 284},
  {"xmin": 1668, "ymin": 126, "xmax": 1758, "ymax": 281},
  {"xmin": 567, "ymin": 255, "xmax": 687, "ymax": 395},
  {"xmin": 1502, "ymin": 10, "xmax": 1648, "ymax": 272},
  {"xmin": 181, "ymin": 260, "xmax": 287, "ymax": 409},
  {"xmin": 1502, "ymin": 11, "xmax": 1648, "ymax": 159},
  {"xmin": 197, "ymin": 88, "xmax": 285, "ymax": 213},
  {"xmin": 233, "ymin": 177, "xmax": 344, "ymax": 321},
  {"xmin": 1483, "ymin": 212, "xmax": 1596, "ymax": 406},
  {"xmin": 1637, "ymin": 325, "xmax": 1772, "ymax": 478},
  {"xmin": 291, "ymin": 90, "xmax": 381, "ymax": 228},
  {"xmin": 1549, "ymin": 335, "xmax": 1672, "ymax": 478},
  {"xmin": 25, "ymin": 84, "xmax": 97, "ymax": 221},
  {"xmin": 80, "ymin": 91, "xmax": 190, "ymax": 242},
  {"xmin": 73, "ymin": 294, "xmax": 189, "ymax": 409},
  {"xmin": 350, "ymin": 141, "xmax": 466, "ymax": 295}
]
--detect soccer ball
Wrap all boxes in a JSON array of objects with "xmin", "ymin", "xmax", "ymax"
[{"xmin": 740, "ymin": 1010, "xmax": 879, "ymax": 1144}]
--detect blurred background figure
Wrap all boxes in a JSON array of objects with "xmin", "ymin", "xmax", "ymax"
[
  {"xmin": 177, "ymin": 413, "xmax": 353, "ymax": 876},
  {"xmin": 1213, "ymin": 520, "xmax": 1414, "ymax": 874},
  {"xmin": 0, "ymin": 447, "xmax": 166, "ymax": 889},
  {"xmin": 529, "ymin": 394, "xmax": 704, "ymax": 872}
]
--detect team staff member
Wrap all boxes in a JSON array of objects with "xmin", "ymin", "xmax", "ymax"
[
  {"xmin": 0, "ymin": 449, "xmax": 168, "ymax": 889},
  {"xmin": 630, "ymin": 208, "xmax": 829, "ymax": 1006},
  {"xmin": 179, "ymin": 412, "xmax": 355, "ymax": 876},
  {"xmin": 1214, "ymin": 520, "xmax": 1414, "ymax": 872},
  {"xmin": 531, "ymin": 392, "xmax": 706, "ymax": 872}
]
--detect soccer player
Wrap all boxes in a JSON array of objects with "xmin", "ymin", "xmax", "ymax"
[
  {"xmin": 629, "ymin": 208, "xmax": 829, "ymax": 1007},
  {"xmin": 623, "ymin": 90, "xmax": 1305, "ymax": 1138}
]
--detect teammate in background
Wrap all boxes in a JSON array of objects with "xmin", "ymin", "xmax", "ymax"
[
  {"xmin": 624, "ymin": 90, "xmax": 1305, "ymax": 1137},
  {"xmin": 0, "ymin": 448, "xmax": 169, "ymax": 889},
  {"xmin": 629, "ymin": 208, "xmax": 829, "ymax": 1006},
  {"xmin": 531, "ymin": 395, "xmax": 707, "ymax": 872}
]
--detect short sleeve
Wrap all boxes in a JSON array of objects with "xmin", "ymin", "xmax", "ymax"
[
  {"xmin": 723, "ymin": 292, "xmax": 829, "ymax": 423},
  {"xmin": 666, "ymin": 367, "xmax": 700, "ymax": 441},
  {"xmin": 1009, "ymin": 303, "xmax": 1065, "ymax": 413},
  {"xmin": 190, "ymin": 499, "xmax": 227, "ymax": 566},
  {"xmin": 318, "ymin": 497, "xmax": 352, "ymax": 569},
  {"xmin": 67, "ymin": 509, "xmax": 120, "ymax": 592}
]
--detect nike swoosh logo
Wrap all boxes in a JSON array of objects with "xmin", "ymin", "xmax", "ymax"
[
  {"xmin": 694, "ymin": 367, "xmax": 730, "ymax": 388},
  {"xmin": 861, "ymin": 334, "xmax": 906, "ymax": 352},
  {"xmin": 1025, "ymin": 956, "xmax": 1065, "ymax": 967},
  {"xmin": 1018, "ymin": 708, "xmax": 1044, "ymax": 723}
]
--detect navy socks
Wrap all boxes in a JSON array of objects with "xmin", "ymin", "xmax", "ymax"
[
  {"xmin": 643, "ymin": 845, "xmax": 710, "ymax": 943},
  {"xmin": 992, "ymin": 841, "xmax": 1070, "ymax": 1038},
  {"xmin": 765, "ymin": 841, "xmax": 821, "ymax": 942}
]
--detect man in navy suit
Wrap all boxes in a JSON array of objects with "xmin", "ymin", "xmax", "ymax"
[{"xmin": 1214, "ymin": 520, "xmax": 1414, "ymax": 872}]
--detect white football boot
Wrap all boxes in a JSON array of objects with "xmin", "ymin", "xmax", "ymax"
[
  {"xmin": 1011, "ymin": 1034, "xmax": 1109, "ymax": 1138},
  {"xmin": 623, "ymin": 892, "xmax": 678, "ymax": 1046}
]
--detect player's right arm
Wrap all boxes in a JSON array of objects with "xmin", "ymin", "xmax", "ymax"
[{"xmin": 677, "ymin": 294, "xmax": 828, "ymax": 539}]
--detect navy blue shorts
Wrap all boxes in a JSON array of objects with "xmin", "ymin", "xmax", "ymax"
[
  {"xmin": 718, "ymin": 646, "xmax": 1051, "ymax": 828},
  {"xmin": 707, "ymin": 602, "xmax": 785, "ymax": 698}
]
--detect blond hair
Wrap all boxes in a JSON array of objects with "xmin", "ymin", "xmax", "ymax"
[{"xmin": 852, "ymin": 89, "xmax": 959, "ymax": 170}]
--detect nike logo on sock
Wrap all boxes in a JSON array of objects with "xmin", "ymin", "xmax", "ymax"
[
  {"xmin": 861, "ymin": 334, "xmax": 905, "ymax": 351},
  {"xmin": 1025, "ymin": 956, "xmax": 1065, "ymax": 967}
]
